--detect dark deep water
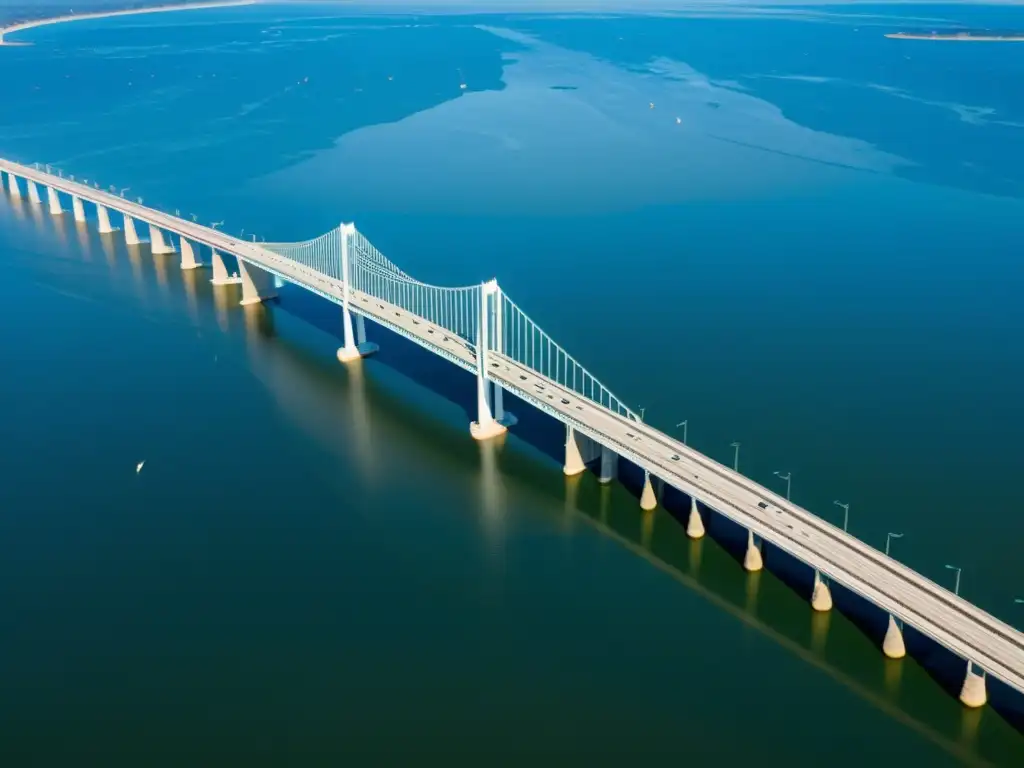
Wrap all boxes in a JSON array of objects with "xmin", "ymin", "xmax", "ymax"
[{"xmin": 0, "ymin": 3, "xmax": 1023, "ymax": 764}]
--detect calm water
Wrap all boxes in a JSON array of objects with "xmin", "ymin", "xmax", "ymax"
[{"xmin": 1, "ymin": 2, "xmax": 1023, "ymax": 763}]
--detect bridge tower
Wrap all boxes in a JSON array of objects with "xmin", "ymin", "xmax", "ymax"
[
  {"xmin": 471, "ymin": 279, "xmax": 506, "ymax": 441},
  {"xmin": 336, "ymin": 222, "xmax": 377, "ymax": 362}
]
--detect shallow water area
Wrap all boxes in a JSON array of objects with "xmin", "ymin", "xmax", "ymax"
[{"xmin": 0, "ymin": 2, "xmax": 1023, "ymax": 763}]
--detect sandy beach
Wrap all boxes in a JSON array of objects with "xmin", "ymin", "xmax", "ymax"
[{"xmin": 0, "ymin": 0, "xmax": 257, "ymax": 46}]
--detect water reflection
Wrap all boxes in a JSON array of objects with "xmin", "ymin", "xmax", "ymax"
[
  {"xmin": 478, "ymin": 433, "xmax": 507, "ymax": 576},
  {"xmin": 74, "ymin": 221, "xmax": 92, "ymax": 261},
  {"xmin": 885, "ymin": 658, "xmax": 904, "ymax": 701},
  {"xmin": 99, "ymin": 232, "xmax": 117, "ymax": 268},
  {"xmin": 810, "ymin": 609, "xmax": 830, "ymax": 658},
  {"xmin": 688, "ymin": 537, "xmax": 703, "ymax": 579},
  {"xmin": 744, "ymin": 569, "xmax": 761, "ymax": 618},
  {"xmin": 212, "ymin": 283, "xmax": 231, "ymax": 332}
]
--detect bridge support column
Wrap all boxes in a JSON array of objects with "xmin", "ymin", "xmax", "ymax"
[
  {"xmin": 882, "ymin": 614, "xmax": 906, "ymax": 659},
  {"xmin": 210, "ymin": 250, "xmax": 232, "ymax": 284},
  {"xmin": 337, "ymin": 224, "xmax": 378, "ymax": 362},
  {"xmin": 238, "ymin": 258, "xmax": 277, "ymax": 306},
  {"xmin": 959, "ymin": 664, "xmax": 987, "ymax": 708},
  {"xmin": 563, "ymin": 425, "xmax": 587, "ymax": 476},
  {"xmin": 149, "ymin": 224, "xmax": 176, "ymax": 254},
  {"xmin": 72, "ymin": 195, "xmax": 86, "ymax": 222},
  {"xmin": 28, "ymin": 181, "xmax": 41, "ymax": 204},
  {"xmin": 96, "ymin": 204, "xmax": 115, "ymax": 233},
  {"xmin": 470, "ymin": 279, "xmax": 506, "ymax": 441},
  {"xmin": 811, "ymin": 570, "xmax": 833, "ymax": 611},
  {"xmin": 7, "ymin": 173, "xmax": 20, "ymax": 198},
  {"xmin": 640, "ymin": 471, "xmax": 657, "ymax": 511},
  {"xmin": 743, "ymin": 530, "xmax": 763, "ymax": 572},
  {"xmin": 686, "ymin": 496, "xmax": 705, "ymax": 539},
  {"xmin": 180, "ymin": 238, "xmax": 200, "ymax": 269},
  {"xmin": 598, "ymin": 446, "xmax": 617, "ymax": 484},
  {"xmin": 124, "ymin": 214, "xmax": 140, "ymax": 245},
  {"xmin": 46, "ymin": 186, "xmax": 62, "ymax": 215}
]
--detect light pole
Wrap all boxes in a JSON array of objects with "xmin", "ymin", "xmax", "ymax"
[
  {"xmin": 885, "ymin": 531, "xmax": 903, "ymax": 558},
  {"xmin": 676, "ymin": 420, "xmax": 688, "ymax": 446},
  {"xmin": 730, "ymin": 442, "xmax": 740, "ymax": 472},
  {"xmin": 638, "ymin": 406, "xmax": 645, "ymax": 423},
  {"xmin": 773, "ymin": 471, "xmax": 791, "ymax": 501},
  {"xmin": 211, "ymin": 220, "xmax": 224, "ymax": 231},
  {"xmin": 119, "ymin": 187, "xmax": 129, "ymax": 198},
  {"xmin": 191, "ymin": 213, "xmax": 198, "ymax": 222},
  {"xmin": 833, "ymin": 500, "xmax": 849, "ymax": 533},
  {"xmin": 945, "ymin": 564, "xmax": 962, "ymax": 597}
]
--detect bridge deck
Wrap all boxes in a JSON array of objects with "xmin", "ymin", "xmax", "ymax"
[{"xmin": 4, "ymin": 157, "xmax": 1022, "ymax": 697}]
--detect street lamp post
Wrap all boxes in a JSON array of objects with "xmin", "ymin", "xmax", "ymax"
[
  {"xmin": 773, "ymin": 471, "xmax": 791, "ymax": 501},
  {"xmin": 833, "ymin": 500, "xmax": 849, "ymax": 533},
  {"xmin": 211, "ymin": 221, "xmax": 224, "ymax": 231},
  {"xmin": 676, "ymin": 420, "xmax": 688, "ymax": 446},
  {"xmin": 885, "ymin": 532, "xmax": 903, "ymax": 558},
  {"xmin": 730, "ymin": 442, "xmax": 740, "ymax": 472},
  {"xmin": 638, "ymin": 406, "xmax": 645, "ymax": 423},
  {"xmin": 945, "ymin": 564, "xmax": 962, "ymax": 597}
]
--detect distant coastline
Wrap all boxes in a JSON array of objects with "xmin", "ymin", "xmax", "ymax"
[
  {"xmin": 0, "ymin": 0, "xmax": 257, "ymax": 46},
  {"xmin": 886, "ymin": 31, "xmax": 1024, "ymax": 42}
]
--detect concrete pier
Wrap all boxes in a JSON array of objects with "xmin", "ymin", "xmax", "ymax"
[
  {"xmin": 123, "ymin": 214, "xmax": 140, "ymax": 245},
  {"xmin": 686, "ymin": 496, "xmax": 705, "ymax": 539},
  {"xmin": 563, "ymin": 425, "xmax": 587, "ymax": 476},
  {"xmin": 210, "ymin": 250, "xmax": 233, "ymax": 285},
  {"xmin": 96, "ymin": 204, "xmax": 115, "ymax": 233},
  {"xmin": 811, "ymin": 571, "xmax": 833, "ymax": 612},
  {"xmin": 238, "ymin": 258, "xmax": 277, "ymax": 305},
  {"xmin": 883, "ymin": 614, "xmax": 907, "ymax": 659},
  {"xmin": 744, "ymin": 530, "xmax": 764, "ymax": 572},
  {"xmin": 47, "ymin": 186, "xmax": 63, "ymax": 215},
  {"xmin": 72, "ymin": 195, "xmax": 86, "ymax": 222},
  {"xmin": 640, "ymin": 471, "xmax": 657, "ymax": 511},
  {"xmin": 960, "ymin": 666, "xmax": 987, "ymax": 708},
  {"xmin": 28, "ymin": 181, "xmax": 41, "ymax": 204},
  {"xmin": 180, "ymin": 238, "xmax": 200, "ymax": 269},
  {"xmin": 598, "ymin": 445, "xmax": 617, "ymax": 484},
  {"xmin": 7, "ymin": 173, "xmax": 20, "ymax": 198},
  {"xmin": 148, "ymin": 224, "xmax": 176, "ymax": 254}
]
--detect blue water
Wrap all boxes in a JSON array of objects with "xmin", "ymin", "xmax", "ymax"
[{"xmin": 1, "ymin": 2, "xmax": 1023, "ymax": 763}]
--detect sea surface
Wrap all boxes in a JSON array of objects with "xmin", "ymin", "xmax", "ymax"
[{"xmin": 0, "ymin": 2, "xmax": 1022, "ymax": 764}]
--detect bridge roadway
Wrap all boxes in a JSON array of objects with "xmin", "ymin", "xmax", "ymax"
[{"xmin": 4, "ymin": 158, "xmax": 1024, "ymax": 699}]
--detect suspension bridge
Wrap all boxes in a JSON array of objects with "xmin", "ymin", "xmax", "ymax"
[{"xmin": 2, "ymin": 156, "xmax": 1022, "ymax": 715}]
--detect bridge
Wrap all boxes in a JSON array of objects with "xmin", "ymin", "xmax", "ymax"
[{"xmin": 2, "ymin": 156, "xmax": 1022, "ymax": 713}]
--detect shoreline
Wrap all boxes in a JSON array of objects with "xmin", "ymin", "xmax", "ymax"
[
  {"xmin": 885, "ymin": 32, "xmax": 1024, "ymax": 42},
  {"xmin": 0, "ymin": 0, "xmax": 258, "ymax": 46}
]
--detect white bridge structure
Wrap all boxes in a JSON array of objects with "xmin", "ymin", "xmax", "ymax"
[{"xmin": 2, "ymin": 157, "xmax": 1022, "ymax": 714}]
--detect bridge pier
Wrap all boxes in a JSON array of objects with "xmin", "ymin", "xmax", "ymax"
[
  {"xmin": 28, "ymin": 181, "xmax": 41, "ymax": 204},
  {"xmin": 7, "ymin": 173, "xmax": 20, "ymax": 198},
  {"xmin": 640, "ymin": 471, "xmax": 657, "ymax": 511},
  {"xmin": 686, "ymin": 496, "xmax": 705, "ymax": 539},
  {"xmin": 598, "ymin": 445, "xmax": 617, "ymax": 483},
  {"xmin": 210, "ymin": 250, "xmax": 234, "ymax": 284},
  {"xmin": 96, "ymin": 204, "xmax": 115, "ymax": 233},
  {"xmin": 149, "ymin": 224, "xmax": 176, "ymax": 254},
  {"xmin": 123, "ymin": 214, "xmax": 141, "ymax": 245},
  {"xmin": 883, "ymin": 615, "xmax": 906, "ymax": 659},
  {"xmin": 72, "ymin": 195, "xmax": 86, "ymax": 223},
  {"xmin": 180, "ymin": 238, "xmax": 200, "ymax": 269},
  {"xmin": 811, "ymin": 570, "xmax": 833, "ymax": 612},
  {"xmin": 744, "ymin": 530, "xmax": 763, "ymax": 572},
  {"xmin": 563, "ymin": 425, "xmax": 587, "ymax": 476},
  {"xmin": 960, "ymin": 664, "xmax": 987, "ymax": 708},
  {"xmin": 238, "ymin": 258, "xmax": 277, "ymax": 306},
  {"xmin": 46, "ymin": 186, "xmax": 62, "ymax": 215}
]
